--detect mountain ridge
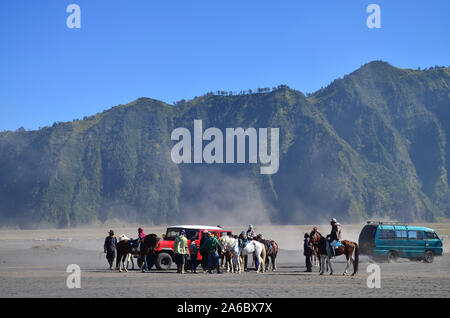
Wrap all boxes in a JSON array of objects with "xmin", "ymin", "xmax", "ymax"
[{"xmin": 1, "ymin": 61, "xmax": 449, "ymax": 228}]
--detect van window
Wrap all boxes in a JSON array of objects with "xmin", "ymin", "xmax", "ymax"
[
  {"xmin": 425, "ymin": 232, "xmax": 438, "ymax": 239},
  {"xmin": 378, "ymin": 229, "xmax": 395, "ymax": 240},
  {"xmin": 395, "ymin": 230, "xmax": 407, "ymax": 240},
  {"xmin": 408, "ymin": 231, "xmax": 423, "ymax": 240}
]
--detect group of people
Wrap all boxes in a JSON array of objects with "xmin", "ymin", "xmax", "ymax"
[
  {"xmin": 303, "ymin": 218, "xmax": 342, "ymax": 272},
  {"xmin": 173, "ymin": 224, "xmax": 256, "ymax": 275},
  {"xmin": 104, "ymin": 220, "xmax": 342, "ymax": 273},
  {"xmin": 173, "ymin": 229, "xmax": 224, "ymax": 274}
]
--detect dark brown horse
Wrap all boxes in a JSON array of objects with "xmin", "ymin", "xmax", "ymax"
[
  {"xmin": 116, "ymin": 240, "xmax": 136, "ymax": 272},
  {"xmin": 309, "ymin": 230, "xmax": 325, "ymax": 272},
  {"xmin": 256, "ymin": 235, "xmax": 278, "ymax": 271},
  {"xmin": 310, "ymin": 231, "xmax": 359, "ymax": 276},
  {"xmin": 140, "ymin": 234, "xmax": 160, "ymax": 272}
]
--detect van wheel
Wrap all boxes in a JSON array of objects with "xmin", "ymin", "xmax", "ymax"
[
  {"xmin": 156, "ymin": 252, "xmax": 173, "ymax": 270},
  {"xmin": 387, "ymin": 251, "xmax": 398, "ymax": 263},
  {"xmin": 424, "ymin": 251, "xmax": 434, "ymax": 263}
]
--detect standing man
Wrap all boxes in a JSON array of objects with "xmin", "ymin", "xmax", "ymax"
[
  {"xmin": 199, "ymin": 230, "xmax": 209, "ymax": 271},
  {"xmin": 188, "ymin": 238, "xmax": 200, "ymax": 273},
  {"xmin": 303, "ymin": 233, "xmax": 313, "ymax": 272},
  {"xmin": 104, "ymin": 230, "xmax": 117, "ymax": 270},
  {"xmin": 200, "ymin": 232, "xmax": 223, "ymax": 274},
  {"xmin": 174, "ymin": 230, "xmax": 188, "ymax": 274},
  {"xmin": 239, "ymin": 231, "xmax": 250, "ymax": 271}
]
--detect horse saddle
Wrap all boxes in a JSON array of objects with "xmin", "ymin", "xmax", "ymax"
[
  {"xmin": 242, "ymin": 240, "xmax": 249, "ymax": 248},
  {"xmin": 130, "ymin": 239, "xmax": 140, "ymax": 251},
  {"xmin": 334, "ymin": 241, "xmax": 343, "ymax": 249}
]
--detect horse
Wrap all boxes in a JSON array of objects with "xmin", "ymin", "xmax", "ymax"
[
  {"xmin": 239, "ymin": 240, "xmax": 266, "ymax": 273},
  {"xmin": 311, "ymin": 248, "xmax": 319, "ymax": 267},
  {"xmin": 310, "ymin": 231, "xmax": 359, "ymax": 276},
  {"xmin": 256, "ymin": 235, "xmax": 278, "ymax": 271},
  {"xmin": 218, "ymin": 236, "xmax": 233, "ymax": 271},
  {"xmin": 116, "ymin": 234, "xmax": 136, "ymax": 272},
  {"xmin": 140, "ymin": 233, "xmax": 160, "ymax": 272},
  {"xmin": 117, "ymin": 234, "xmax": 137, "ymax": 270},
  {"xmin": 219, "ymin": 236, "xmax": 241, "ymax": 273},
  {"xmin": 309, "ymin": 231, "xmax": 325, "ymax": 271}
]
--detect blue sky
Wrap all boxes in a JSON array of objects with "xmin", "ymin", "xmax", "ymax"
[{"xmin": 0, "ymin": 0, "xmax": 449, "ymax": 131}]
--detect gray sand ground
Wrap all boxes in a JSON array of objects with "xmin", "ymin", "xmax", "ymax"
[{"xmin": 0, "ymin": 224, "xmax": 449, "ymax": 298}]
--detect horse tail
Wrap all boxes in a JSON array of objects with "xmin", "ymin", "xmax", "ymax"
[{"xmin": 353, "ymin": 242, "xmax": 359, "ymax": 275}]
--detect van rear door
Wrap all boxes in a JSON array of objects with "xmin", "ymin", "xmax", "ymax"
[{"xmin": 358, "ymin": 225, "xmax": 377, "ymax": 255}]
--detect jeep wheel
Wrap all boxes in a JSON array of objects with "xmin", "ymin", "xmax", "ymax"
[
  {"xmin": 156, "ymin": 252, "xmax": 173, "ymax": 270},
  {"xmin": 424, "ymin": 251, "xmax": 434, "ymax": 263},
  {"xmin": 387, "ymin": 251, "xmax": 398, "ymax": 263}
]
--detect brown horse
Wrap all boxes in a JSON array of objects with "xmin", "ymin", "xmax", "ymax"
[
  {"xmin": 140, "ymin": 234, "xmax": 160, "ymax": 272},
  {"xmin": 310, "ymin": 231, "xmax": 359, "ymax": 276},
  {"xmin": 116, "ymin": 240, "xmax": 136, "ymax": 272},
  {"xmin": 256, "ymin": 235, "xmax": 278, "ymax": 271},
  {"xmin": 309, "ymin": 230, "xmax": 326, "ymax": 272}
]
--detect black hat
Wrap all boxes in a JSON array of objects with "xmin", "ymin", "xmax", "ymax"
[{"xmin": 109, "ymin": 230, "xmax": 114, "ymax": 235}]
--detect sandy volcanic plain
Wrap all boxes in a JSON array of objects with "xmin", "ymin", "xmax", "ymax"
[{"xmin": 0, "ymin": 223, "xmax": 449, "ymax": 298}]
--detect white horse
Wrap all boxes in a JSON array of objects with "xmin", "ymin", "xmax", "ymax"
[
  {"xmin": 219, "ymin": 236, "xmax": 241, "ymax": 273},
  {"xmin": 239, "ymin": 241, "xmax": 265, "ymax": 273}
]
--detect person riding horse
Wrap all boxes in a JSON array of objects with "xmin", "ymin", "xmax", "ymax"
[
  {"xmin": 327, "ymin": 218, "xmax": 342, "ymax": 258},
  {"xmin": 246, "ymin": 225, "xmax": 256, "ymax": 240}
]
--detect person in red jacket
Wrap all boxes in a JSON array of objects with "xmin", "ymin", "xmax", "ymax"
[
  {"xmin": 138, "ymin": 227, "xmax": 146, "ymax": 239},
  {"xmin": 136, "ymin": 227, "xmax": 146, "ymax": 251}
]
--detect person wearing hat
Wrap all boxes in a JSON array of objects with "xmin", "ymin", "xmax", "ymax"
[
  {"xmin": 104, "ymin": 230, "xmax": 117, "ymax": 270},
  {"xmin": 174, "ymin": 230, "xmax": 188, "ymax": 274},
  {"xmin": 200, "ymin": 231, "xmax": 223, "ymax": 274},
  {"xmin": 327, "ymin": 218, "xmax": 342, "ymax": 258},
  {"xmin": 303, "ymin": 233, "xmax": 313, "ymax": 272},
  {"xmin": 246, "ymin": 224, "xmax": 255, "ymax": 240}
]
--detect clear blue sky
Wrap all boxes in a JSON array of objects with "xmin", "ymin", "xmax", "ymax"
[{"xmin": 0, "ymin": 0, "xmax": 449, "ymax": 131}]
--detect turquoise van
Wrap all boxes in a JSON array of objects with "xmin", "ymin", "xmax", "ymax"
[{"xmin": 358, "ymin": 221, "xmax": 443, "ymax": 263}]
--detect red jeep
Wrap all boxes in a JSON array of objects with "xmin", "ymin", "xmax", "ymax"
[{"xmin": 153, "ymin": 225, "xmax": 232, "ymax": 270}]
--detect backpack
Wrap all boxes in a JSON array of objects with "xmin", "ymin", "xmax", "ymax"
[{"xmin": 189, "ymin": 241, "xmax": 199, "ymax": 255}]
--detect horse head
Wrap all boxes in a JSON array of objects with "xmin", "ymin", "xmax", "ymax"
[{"xmin": 310, "ymin": 231, "xmax": 324, "ymax": 246}]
